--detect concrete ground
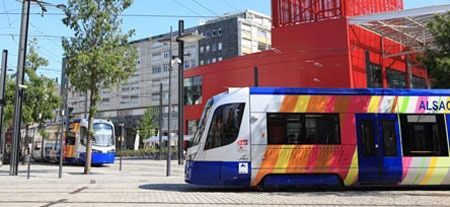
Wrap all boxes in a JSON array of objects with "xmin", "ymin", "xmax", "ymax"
[{"xmin": 0, "ymin": 159, "xmax": 449, "ymax": 206}]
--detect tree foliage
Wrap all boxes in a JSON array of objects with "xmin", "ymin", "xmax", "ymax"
[
  {"xmin": 138, "ymin": 107, "xmax": 158, "ymax": 140},
  {"xmin": 62, "ymin": 0, "xmax": 137, "ymax": 173},
  {"xmin": 421, "ymin": 12, "xmax": 450, "ymax": 88},
  {"xmin": 3, "ymin": 40, "xmax": 61, "ymax": 131}
]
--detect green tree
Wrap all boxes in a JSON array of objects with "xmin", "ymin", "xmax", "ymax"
[
  {"xmin": 4, "ymin": 40, "xmax": 60, "ymax": 128},
  {"xmin": 62, "ymin": 0, "xmax": 137, "ymax": 174},
  {"xmin": 421, "ymin": 12, "xmax": 450, "ymax": 88},
  {"xmin": 138, "ymin": 107, "xmax": 158, "ymax": 140}
]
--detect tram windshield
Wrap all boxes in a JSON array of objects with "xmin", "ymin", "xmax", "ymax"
[
  {"xmin": 192, "ymin": 99, "xmax": 214, "ymax": 146},
  {"xmin": 93, "ymin": 123, "xmax": 114, "ymax": 147}
]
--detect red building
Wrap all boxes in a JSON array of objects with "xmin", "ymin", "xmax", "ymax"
[{"xmin": 184, "ymin": 0, "xmax": 431, "ymax": 134}]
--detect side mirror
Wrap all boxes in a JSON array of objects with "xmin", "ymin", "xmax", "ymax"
[{"xmin": 183, "ymin": 140, "xmax": 191, "ymax": 151}]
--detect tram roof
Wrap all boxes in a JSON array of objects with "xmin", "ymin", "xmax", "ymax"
[{"xmin": 249, "ymin": 87, "xmax": 450, "ymax": 96}]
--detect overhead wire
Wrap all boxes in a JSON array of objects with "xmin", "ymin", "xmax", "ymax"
[
  {"xmin": 2, "ymin": 0, "xmax": 11, "ymax": 26},
  {"xmin": 169, "ymin": 0, "xmax": 206, "ymax": 18},
  {"xmin": 219, "ymin": 0, "xmax": 240, "ymax": 12},
  {"xmin": 190, "ymin": 0, "xmax": 220, "ymax": 16},
  {"xmin": 0, "ymin": 12, "xmax": 216, "ymax": 18}
]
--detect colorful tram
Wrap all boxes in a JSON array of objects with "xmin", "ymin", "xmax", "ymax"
[
  {"xmin": 29, "ymin": 119, "xmax": 116, "ymax": 165},
  {"xmin": 185, "ymin": 87, "xmax": 450, "ymax": 187},
  {"xmin": 64, "ymin": 119, "xmax": 116, "ymax": 165}
]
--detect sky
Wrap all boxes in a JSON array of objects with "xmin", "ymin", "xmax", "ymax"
[{"xmin": 0, "ymin": 0, "xmax": 449, "ymax": 81}]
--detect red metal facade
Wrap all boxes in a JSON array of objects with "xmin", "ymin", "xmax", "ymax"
[
  {"xmin": 272, "ymin": 0, "xmax": 403, "ymax": 28},
  {"xmin": 183, "ymin": 0, "xmax": 426, "ymax": 133}
]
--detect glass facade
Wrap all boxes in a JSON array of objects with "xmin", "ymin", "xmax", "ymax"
[
  {"xmin": 184, "ymin": 76, "xmax": 203, "ymax": 106},
  {"xmin": 412, "ymin": 76, "xmax": 427, "ymax": 89},
  {"xmin": 367, "ymin": 62, "xmax": 382, "ymax": 88},
  {"xmin": 387, "ymin": 68, "xmax": 406, "ymax": 88}
]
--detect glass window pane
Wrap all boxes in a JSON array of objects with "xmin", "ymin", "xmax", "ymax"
[
  {"xmin": 267, "ymin": 113, "xmax": 340, "ymax": 145},
  {"xmin": 184, "ymin": 76, "xmax": 202, "ymax": 105},
  {"xmin": 367, "ymin": 62, "xmax": 382, "ymax": 88},
  {"xmin": 204, "ymin": 103, "xmax": 245, "ymax": 150},
  {"xmin": 361, "ymin": 120, "xmax": 375, "ymax": 156},
  {"xmin": 382, "ymin": 120, "xmax": 397, "ymax": 156},
  {"xmin": 400, "ymin": 114, "xmax": 449, "ymax": 156}
]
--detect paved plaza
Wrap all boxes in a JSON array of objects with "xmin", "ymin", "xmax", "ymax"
[{"xmin": 0, "ymin": 159, "xmax": 449, "ymax": 206}]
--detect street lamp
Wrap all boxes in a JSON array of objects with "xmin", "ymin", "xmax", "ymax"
[
  {"xmin": 176, "ymin": 20, "xmax": 203, "ymax": 165},
  {"xmin": 9, "ymin": 0, "xmax": 66, "ymax": 176}
]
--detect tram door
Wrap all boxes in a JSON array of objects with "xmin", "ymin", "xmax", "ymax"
[{"xmin": 356, "ymin": 114, "xmax": 402, "ymax": 184}]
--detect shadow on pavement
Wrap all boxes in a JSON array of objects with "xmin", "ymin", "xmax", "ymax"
[
  {"xmin": 139, "ymin": 183, "xmax": 450, "ymax": 196},
  {"xmin": 139, "ymin": 183, "xmax": 255, "ymax": 193}
]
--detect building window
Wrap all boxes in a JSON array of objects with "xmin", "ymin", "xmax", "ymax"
[
  {"xmin": 400, "ymin": 114, "xmax": 448, "ymax": 156},
  {"xmin": 152, "ymin": 66, "xmax": 161, "ymax": 74},
  {"xmin": 184, "ymin": 76, "xmax": 202, "ymax": 105},
  {"xmin": 367, "ymin": 62, "xmax": 382, "ymax": 88},
  {"xmin": 267, "ymin": 113, "xmax": 340, "ymax": 145},
  {"xmin": 204, "ymin": 103, "xmax": 245, "ymax": 150},
  {"xmin": 200, "ymin": 46, "xmax": 204, "ymax": 53},
  {"xmin": 184, "ymin": 61, "xmax": 191, "ymax": 69},
  {"xmin": 387, "ymin": 68, "xmax": 406, "ymax": 88},
  {"xmin": 206, "ymin": 45, "xmax": 210, "ymax": 52},
  {"xmin": 163, "ymin": 51, "xmax": 169, "ymax": 59},
  {"xmin": 257, "ymin": 28, "xmax": 267, "ymax": 37},
  {"xmin": 212, "ymin": 43, "xmax": 217, "ymax": 52},
  {"xmin": 257, "ymin": 43, "xmax": 267, "ymax": 51},
  {"xmin": 218, "ymin": 57, "xmax": 223, "ymax": 61},
  {"xmin": 218, "ymin": 42, "xmax": 222, "ymax": 50},
  {"xmin": 218, "ymin": 28, "xmax": 222, "ymax": 36},
  {"xmin": 212, "ymin": 58, "xmax": 217, "ymax": 63},
  {"xmin": 412, "ymin": 76, "xmax": 427, "ymax": 89},
  {"xmin": 200, "ymin": 60, "xmax": 204, "ymax": 65},
  {"xmin": 191, "ymin": 60, "xmax": 197, "ymax": 68},
  {"xmin": 212, "ymin": 29, "xmax": 217, "ymax": 36}
]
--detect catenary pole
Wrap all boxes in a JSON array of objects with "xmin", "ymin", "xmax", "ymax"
[
  {"xmin": 0, "ymin": 50, "xmax": 8, "ymax": 164},
  {"xmin": 58, "ymin": 58, "xmax": 67, "ymax": 178},
  {"xmin": 177, "ymin": 20, "xmax": 184, "ymax": 165},
  {"xmin": 159, "ymin": 83, "xmax": 163, "ymax": 160},
  {"xmin": 10, "ymin": 0, "xmax": 31, "ymax": 176},
  {"xmin": 166, "ymin": 26, "xmax": 172, "ymax": 176}
]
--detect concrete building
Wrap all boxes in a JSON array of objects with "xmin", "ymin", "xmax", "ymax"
[{"xmin": 67, "ymin": 10, "xmax": 272, "ymax": 139}]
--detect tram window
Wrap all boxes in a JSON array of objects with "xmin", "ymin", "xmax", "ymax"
[
  {"xmin": 382, "ymin": 120, "xmax": 397, "ymax": 156},
  {"xmin": 267, "ymin": 113, "xmax": 340, "ymax": 145},
  {"xmin": 66, "ymin": 135, "xmax": 76, "ymax": 145},
  {"xmin": 360, "ymin": 120, "xmax": 375, "ymax": 156},
  {"xmin": 80, "ymin": 126, "xmax": 88, "ymax": 146},
  {"xmin": 204, "ymin": 103, "xmax": 245, "ymax": 150},
  {"xmin": 400, "ymin": 114, "xmax": 449, "ymax": 156}
]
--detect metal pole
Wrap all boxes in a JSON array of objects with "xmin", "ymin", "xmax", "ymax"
[
  {"xmin": 177, "ymin": 20, "xmax": 184, "ymax": 165},
  {"xmin": 10, "ymin": 0, "xmax": 31, "ymax": 176},
  {"xmin": 58, "ymin": 58, "xmax": 67, "ymax": 178},
  {"xmin": 406, "ymin": 55, "xmax": 412, "ymax": 89},
  {"xmin": 167, "ymin": 26, "xmax": 173, "ymax": 176},
  {"xmin": 26, "ymin": 146, "xmax": 30, "ymax": 179},
  {"xmin": 84, "ymin": 91, "xmax": 88, "ymax": 119},
  {"xmin": 159, "ymin": 83, "xmax": 163, "ymax": 160},
  {"xmin": 254, "ymin": 65, "xmax": 259, "ymax": 87},
  {"xmin": 119, "ymin": 123, "xmax": 124, "ymax": 171},
  {"xmin": 0, "ymin": 50, "xmax": 8, "ymax": 164}
]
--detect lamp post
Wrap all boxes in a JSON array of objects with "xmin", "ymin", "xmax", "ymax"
[
  {"xmin": 175, "ymin": 20, "xmax": 204, "ymax": 165},
  {"xmin": 157, "ymin": 24, "xmax": 203, "ymax": 172},
  {"xmin": 0, "ymin": 50, "xmax": 7, "ymax": 166},
  {"xmin": 10, "ymin": 0, "xmax": 66, "ymax": 176}
]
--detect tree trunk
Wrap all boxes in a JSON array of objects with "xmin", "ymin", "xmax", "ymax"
[{"xmin": 84, "ymin": 88, "xmax": 97, "ymax": 174}]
